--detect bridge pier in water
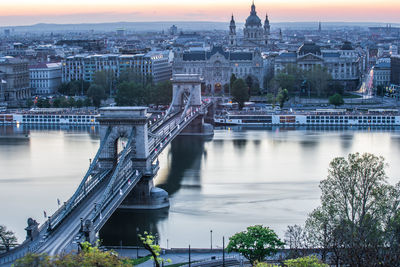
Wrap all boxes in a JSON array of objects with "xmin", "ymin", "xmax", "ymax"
[
  {"xmin": 97, "ymin": 107, "xmax": 169, "ymax": 210},
  {"xmin": 171, "ymin": 74, "xmax": 214, "ymax": 137}
]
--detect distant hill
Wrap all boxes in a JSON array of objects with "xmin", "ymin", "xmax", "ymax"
[{"xmin": 1, "ymin": 21, "xmax": 399, "ymax": 33}]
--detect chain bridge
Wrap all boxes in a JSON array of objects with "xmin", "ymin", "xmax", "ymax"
[{"xmin": 0, "ymin": 74, "xmax": 214, "ymax": 266}]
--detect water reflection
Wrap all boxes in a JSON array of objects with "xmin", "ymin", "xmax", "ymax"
[
  {"xmin": 100, "ymin": 209, "xmax": 169, "ymax": 246},
  {"xmin": 100, "ymin": 136, "xmax": 206, "ymax": 245},
  {"xmin": 3, "ymin": 125, "xmax": 400, "ymax": 246},
  {"xmin": 158, "ymin": 136, "xmax": 206, "ymax": 195}
]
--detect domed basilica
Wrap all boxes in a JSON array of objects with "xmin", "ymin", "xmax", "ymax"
[{"xmin": 229, "ymin": 1, "xmax": 270, "ymax": 49}]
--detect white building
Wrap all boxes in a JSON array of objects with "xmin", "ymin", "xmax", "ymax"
[
  {"xmin": 373, "ymin": 59, "xmax": 391, "ymax": 87},
  {"xmin": 30, "ymin": 62, "xmax": 62, "ymax": 95},
  {"xmin": 62, "ymin": 51, "xmax": 171, "ymax": 84}
]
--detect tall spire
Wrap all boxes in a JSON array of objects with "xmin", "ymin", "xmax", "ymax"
[{"xmin": 251, "ymin": 0, "xmax": 256, "ymax": 14}]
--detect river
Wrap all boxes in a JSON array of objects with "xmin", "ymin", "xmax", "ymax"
[{"xmin": 1, "ymin": 125, "xmax": 400, "ymax": 248}]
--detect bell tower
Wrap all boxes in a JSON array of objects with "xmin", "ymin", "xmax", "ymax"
[
  {"xmin": 229, "ymin": 14, "xmax": 237, "ymax": 47},
  {"xmin": 264, "ymin": 14, "xmax": 270, "ymax": 45}
]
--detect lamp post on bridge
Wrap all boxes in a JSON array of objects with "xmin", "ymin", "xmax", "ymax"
[{"xmin": 210, "ymin": 230, "xmax": 213, "ymax": 251}]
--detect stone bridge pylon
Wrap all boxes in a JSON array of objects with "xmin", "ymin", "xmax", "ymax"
[{"xmin": 97, "ymin": 107, "xmax": 169, "ymax": 210}]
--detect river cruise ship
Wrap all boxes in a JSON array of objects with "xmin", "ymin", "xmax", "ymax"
[
  {"xmin": 0, "ymin": 108, "xmax": 99, "ymax": 125},
  {"xmin": 214, "ymin": 109, "xmax": 400, "ymax": 126}
]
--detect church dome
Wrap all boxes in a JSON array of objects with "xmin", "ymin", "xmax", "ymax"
[
  {"xmin": 298, "ymin": 41, "xmax": 321, "ymax": 55},
  {"xmin": 245, "ymin": 3, "xmax": 262, "ymax": 27}
]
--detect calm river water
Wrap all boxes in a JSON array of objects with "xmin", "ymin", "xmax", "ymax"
[{"xmin": 1, "ymin": 125, "xmax": 400, "ymax": 248}]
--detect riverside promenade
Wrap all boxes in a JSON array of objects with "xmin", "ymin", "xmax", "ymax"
[{"xmin": 108, "ymin": 248, "xmax": 243, "ymax": 267}]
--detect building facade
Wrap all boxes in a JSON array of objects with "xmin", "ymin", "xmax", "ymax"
[
  {"xmin": 173, "ymin": 46, "xmax": 264, "ymax": 93},
  {"xmin": 373, "ymin": 60, "xmax": 391, "ymax": 88},
  {"xmin": 229, "ymin": 2, "xmax": 270, "ymax": 49},
  {"xmin": 30, "ymin": 63, "xmax": 62, "ymax": 95},
  {"xmin": 62, "ymin": 51, "xmax": 171, "ymax": 84},
  {"xmin": 0, "ymin": 56, "xmax": 30, "ymax": 106},
  {"xmin": 391, "ymin": 55, "xmax": 400, "ymax": 85},
  {"xmin": 274, "ymin": 41, "xmax": 361, "ymax": 90}
]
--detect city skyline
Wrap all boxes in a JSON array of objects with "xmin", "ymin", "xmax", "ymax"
[{"xmin": 1, "ymin": 0, "xmax": 400, "ymax": 27}]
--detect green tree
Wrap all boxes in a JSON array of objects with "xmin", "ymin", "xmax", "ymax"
[
  {"xmin": 304, "ymin": 153, "xmax": 400, "ymax": 266},
  {"xmin": 115, "ymin": 82, "xmax": 139, "ymax": 106},
  {"xmin": 265, "ymin": 93, "xmax": 276, "ymax": 106},
  {"xmin": 245, "ymin": 75, "xmax": 254, "ymax": 89},
  {"xmin": 25, "ymin": 99, "xmax": 33, "ymax": 108},
  {"xmin": 0, "ymin": 225, "xmax": 17, "ymax": 253},
  {"xmin": 231, "ymin": 78, "xmax": 249, "ymax": 109},
  {"xmin": 376, "ymin": 85, "xmax": 385, "ymax": 97},
  {"xmin": 230, "ymin": 73, "xmax": 237, "ymax": 87},
  {"xmin": 13, "ymin": 242, "xmax": 132, "ymax": 267},
  {"xmin": 276, "ymin": 88, "xmax": 289, "ymax": 108},
  {"xmin": 328, "ymin": 93, "xmax": 344, "ymax": 108},
  {"xmin": 139, "ymin": 232, "xmax": 171, "ymax": 267},
  {"xmin": 76, "ymin": 99, "xmax": 84, "ymax": 108},
  {"xmin": 87, "ymin": 84, "xmax": 106, "ymax": 107},
  {"xmin": 284, "ymin": 255, "xmax": 328, "ymax": 267},
  {"xmin": 226, "ymin": 225, "xmax": 284, "ymax": 265},
  {"xmin": 93, "ymin": 70, "xmax": 115, "ymax": 96},
  {"xmin": 305, "ymin": 65, "xmax": 332, "ymax": 97},
  {"xmin": 152, "ymin": 81, "xmax": 172, "ymax": 105},
  {"xmin": 274, "ymin": 73, "xmax": 296, "ymax": 93},
  {"xmin": 52, "ymin": 97, "xmax": 62, "ymax": 108},
  {"xmin": 83, "ymin": 98, "xmax": 92, "ymax": 107},
  {"xmin": 68, "ymin": 97, "xmax": 76, "ymax": 108},
  {"xmin": 60, "ymin": 97, "xmax": 70, "ymax": 108},
  {"xmin": 69, "ymin": 80, "xmax": 81, "ymax": 96},
  {"xmin": 37, "ymin": 98, "xmax": 50, "ymax": 108}
]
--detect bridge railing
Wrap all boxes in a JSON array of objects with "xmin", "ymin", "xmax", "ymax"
[
  {"xmin": 149, "ymin": 105, "xmax": 203, "ymax": 161},
  {"xmin": 48, "ymin": 126, "xmax": 113, "ymax": 231},
  {"xmin": 91, "ymin": 127, "xmax": 135, "ymax": 222}
]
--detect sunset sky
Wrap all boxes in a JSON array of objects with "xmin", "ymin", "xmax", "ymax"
[{"xmin": 1, "ymin": 0, "xmax": 399, "ymax": 26}]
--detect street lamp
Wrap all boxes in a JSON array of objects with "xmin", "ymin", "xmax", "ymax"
[
  {"xmin": 136, "ymin": 227, "xmax": 139, "ymax": 258},
  {"xmin": 210, "ymin": 230, "xmax": 213, "ymax": 251}
]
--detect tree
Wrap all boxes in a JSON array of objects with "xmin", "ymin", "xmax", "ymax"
[
  {"xmin": 68, "ymin": 97, "xmax": 76, "ymax": 108},
  {"xmin": 245, "ymin": 75, "xmax": 253, "ymax": 89},
  {"xmin": 93, "ymin": 70, "xmax": 115, "ymax": 96},
  {"xmin": 13, "ymin": 242, "xmax": 132, "ymax": 267},
  {"xmin": 76, "ymin": 99, "xmax": 84, "ymax": 108},
  {"xmin": 231, "ymin": 78, "xmax": 249, "ymax": 109},
  {"xmin": 304, "ymin": 153, "xmax": 400, "ymax": 266},
  {"xmin": 226, "ymin": 225, "xmax": 284, "ymax": 265},
  {"xmin": 284, "ymin": 255, "xmax": 328, "ymax": 267},
  {"xmin": 276, "ymin": 88, "xmax": 289, "ymax": 108},
  {"xmin": 230, "ymin": 73, "xmax": 237, "ymax": 87},
  {"xmin": 329, "ymin": 93, "xmax": 344, "ymax": 108},
  {"xmin": 265, "ymin": 93, "xmax": 275, "ymax": 106},
  {"xmin": 36, "ymin": 98, "xmax": 50, "ymax": 108},
  {"xmin": 376, "ymin": 85, "xmax": 385, "ymax": 97},
  {"xmin": 152, "ymin": 81, "xmax": 172, "ymax": 105},
  {"xmin": 83, "ymin": 98, "xmax": 92, "ymax": 107},
  {"xmin": 52, "ymin": 97, "xmax": 62, "ymax": 108},
  {"xmin": 115, "ymin": 82, "xmax": 139, "ymax": 106},
  {"xmin": 274, "ymin": 73, "xmax": 296, "ymax": 93},
  {"xmin": 305, "ymin": 65, "xmax": 332, "ymax": 97},
  {"xmin": 0, "ymin": 225, "xmax": 17, "ymax": 252},
  {"xmin": 25, "ymin": 99, "xmax": 33, "ymax": 108},
  {"xmin": 139, "ymin": 232, "xmax": 171, "ymax": 267},
  {"xmin": 284, "ymin": 225, "xmax": 308, "ymax": 258},
  {"xmin": 87, "ymin": 84, "xmax": 106, "ymax": 107}
]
